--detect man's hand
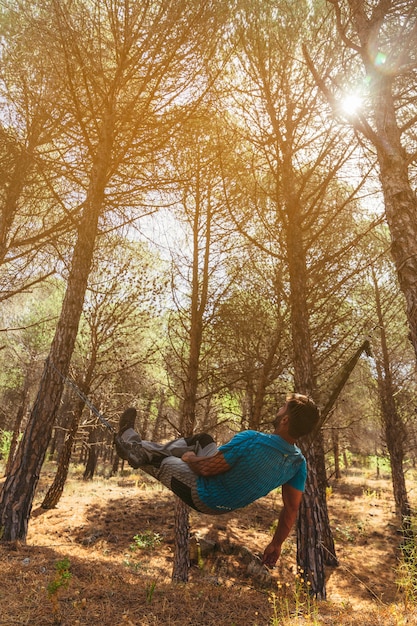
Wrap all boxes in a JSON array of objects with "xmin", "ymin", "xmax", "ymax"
[
  {"xmin": 262, "ymin": 541, "xmax": 282, "ymax": 567},
  {"xmin": 181, "ymin": 451, "xmax": 198, "ymax": 464},
  {"xmin": 261, "ymin": 483, "xmax": 303, "ymax": 567},
  {"xmin": 181, "ymin": 451, "xmax": 231, "ymax": 476}
]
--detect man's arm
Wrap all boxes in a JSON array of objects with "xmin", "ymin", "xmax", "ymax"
[
  {"xmin": 181, "ymin": 451, "xmax": 231, "ymax": 476},
  {"xmin": 262, "ymin": 482, "xmax": 303, "ymax": 567}
]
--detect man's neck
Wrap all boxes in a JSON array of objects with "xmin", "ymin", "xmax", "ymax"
[{"xmin": 273, "ymin": 429, "xmax": 297, "ymax": 445}]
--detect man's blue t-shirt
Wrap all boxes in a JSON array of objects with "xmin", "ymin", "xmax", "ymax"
[{"xmin": 196, "ymin": 430, "xmax": 307, "ymax": 513}]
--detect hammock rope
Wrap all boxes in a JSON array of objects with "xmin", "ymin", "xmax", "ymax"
[{"xmin": 49, "ymin": 360, "xmax": 116, "ymax": 435}]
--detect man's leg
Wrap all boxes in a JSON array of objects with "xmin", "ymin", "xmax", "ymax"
[
  {"xmin": 144, "ymin": 432, "xmax": 218, "ymax": 461},
  {"xmin": 114, "ymin": 408, "xmax": 220, "ymax": 514},
  {"xmin": 114, "ymin": 408, "xmax": 217, "ymax": 468}
]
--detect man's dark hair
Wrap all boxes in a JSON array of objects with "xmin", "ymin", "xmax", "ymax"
[{"xmin": 286, "ymin": 393, "xmax": 320, "ymax": 438}]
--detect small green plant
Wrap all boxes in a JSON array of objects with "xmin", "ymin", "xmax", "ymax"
[
  {"xmin": 334, "ymin": 524, "xmax": 355, "ymax": 543},
  {"xmin": 123, "ymin": 558, "xmax": 148, "ymax": 572},
  {"xmin": 130, "ymin": 531, "xmax": 162, "ymax": 551},
  {"xmin": 146, "ymin": 580, "xmax": 157, "ymax": 603},
  {"xmin": 47, "ymin": 557, "xmax": 72, "ymax": 620},
  {"xmin": 125, "ymin": 532, "xmax": 161, "ymax": 573},
  {"xmin": 356, "ymin": 520, "xmax": 368, "ymax": 536}
]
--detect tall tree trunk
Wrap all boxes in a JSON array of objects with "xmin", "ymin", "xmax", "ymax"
[
  {"xmin": 339, "ymin": 1, "xmax": 417, "ymax": 362},
  {"xmin": 372, "ymin": 270, "xmax": 411, "ymax": 525},
  {"xmin": 0, "ymin": 233, "xmax": 96, "ymax": 540},
  {"xmin": 372, "ymin": 73, "xmax": 417, "ymax": 364},
  {"xmin": 0, "ymin": 110, "xmax": 114, "ymax": 542},
  {"xmin": 285, "ymin": 168, "xmax": 336, "ymax": 597},
  {"xmin": 42, "ymin": 285, "xmax": 109, "ymax": 505},
  {"xmin": 172, "ymin": 164, "xmax": 212, "ymax": 582}
]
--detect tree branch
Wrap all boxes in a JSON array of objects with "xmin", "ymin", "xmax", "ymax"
[{"xmin": 302, "ymin": 43, "xmax": 382, "ymax": 147}]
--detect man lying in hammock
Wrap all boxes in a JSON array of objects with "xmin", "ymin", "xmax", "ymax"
[{"xmin": 114, "ymin": 393, "xmax": 319, "ymax": 567}]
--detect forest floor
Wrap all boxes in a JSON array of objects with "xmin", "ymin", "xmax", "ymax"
[{"xmin": 1, "ymin": 461, "xmax": 417, "ymax": 625}]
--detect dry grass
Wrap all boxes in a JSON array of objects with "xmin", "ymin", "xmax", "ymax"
[{"xmin": 0, "ymin": 462, "xmax": 417, "ymax": 625}]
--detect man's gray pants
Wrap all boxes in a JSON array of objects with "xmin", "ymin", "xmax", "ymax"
[{"xmin": 120, "ymin": 429, "xmax": 221, "ymax": 514}]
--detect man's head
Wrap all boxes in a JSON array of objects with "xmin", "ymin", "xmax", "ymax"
[{"xmin": 273, "ymin": 393, "xmax": 320, "ymax": 440}]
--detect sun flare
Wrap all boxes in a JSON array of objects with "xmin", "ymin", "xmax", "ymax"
[{"xmin": 340, "ymin": 93, "xmax": 363, "ymax": 115}]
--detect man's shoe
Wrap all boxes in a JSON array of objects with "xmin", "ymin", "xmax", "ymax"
[
  {"xmin": 114, "ymin": 435, "xmax": 151, "ymax": 468},
  {"xmin": 118, "ymin": 407, "xmax": 137, "ymax": 434},
  {"xmin": 114, "ymin": 407, "xmax": 151, "ymax": 468}
]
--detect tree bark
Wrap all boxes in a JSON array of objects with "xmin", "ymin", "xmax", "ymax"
[
  {"xmin": 83, "ymin": 426, "xmax": 99, "ymax": 481},
  {"xmin": 172, "ymin": 498, "xmax": 191, "ymax": 582},
  {"xmin": 373, "ymin": 93, "xmax": 417, "ymax": 363},
  {"xmin": 297, "ymin": 437, "xmax": 328, "ymax": 598}
]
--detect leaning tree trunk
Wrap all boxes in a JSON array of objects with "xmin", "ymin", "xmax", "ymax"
[
  {"xmin": 0, "ymin": 111, "xmax": 114, "ymax": 542},
  {"xmin": 315, "ymin": 337, "xmax": 372, "ymax": 571},
  {"xmin": 42, "ymin": 352, "xmax": 97, "ymax": 508},
  {"xmin": 287, "ymin": 216, "xmax": 373, "ymax": 597},
  {"xmin": 0, "ymin": 222, "xmax": 98, "ymax": 540},
  {"xmin": 374, "ymin": 356, "xmax": 411, "ymax": 530},
  {"xmin": 41, "ymin": 396, "xmax": 86, "ymax": 509}
]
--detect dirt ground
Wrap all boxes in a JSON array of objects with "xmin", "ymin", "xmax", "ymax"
[{"xmin": 1, "ymin": 463, "xmax": 416, "ymax": 625}]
